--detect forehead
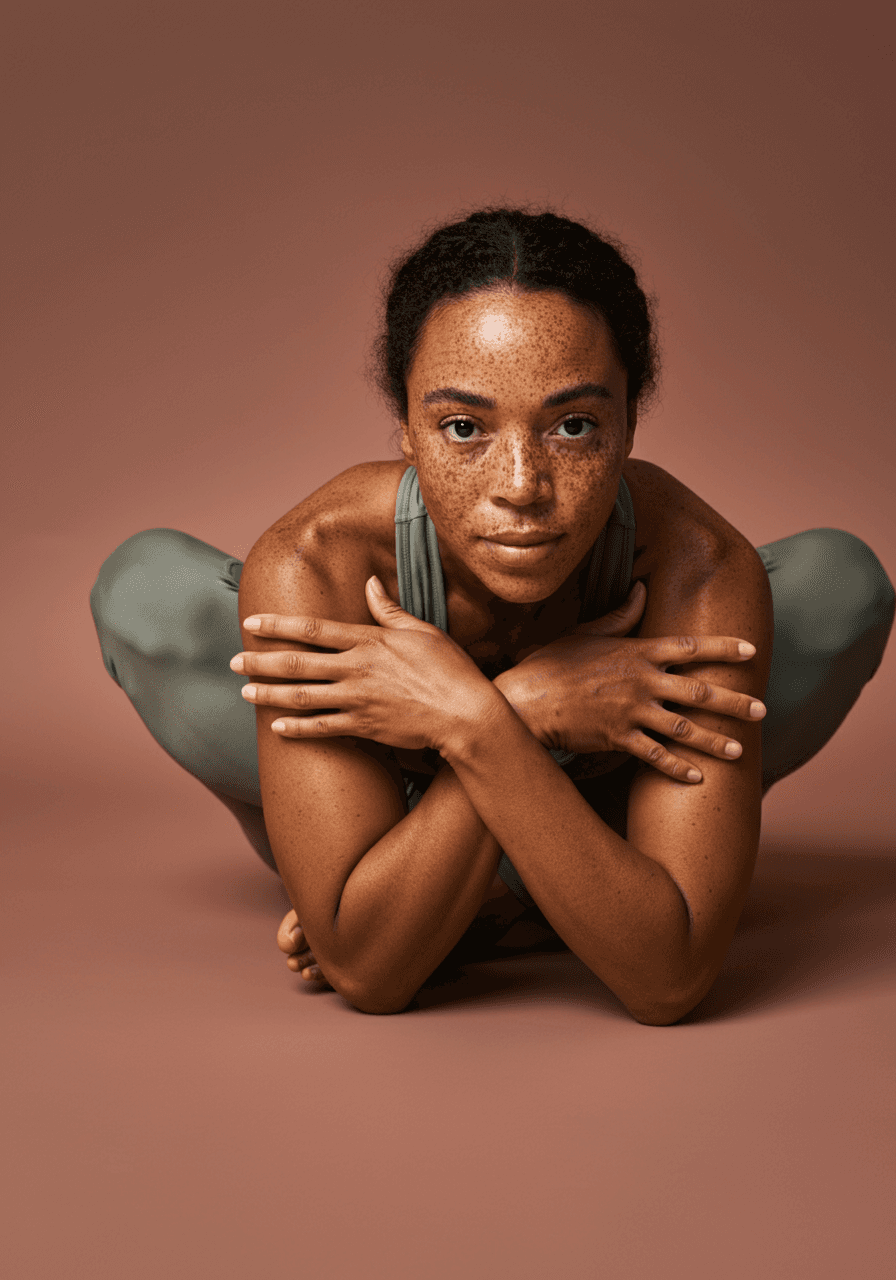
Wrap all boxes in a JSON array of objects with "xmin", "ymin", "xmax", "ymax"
[{"xmin": 409, "ymin": 288, "xmax": 620, "ymax": 389}]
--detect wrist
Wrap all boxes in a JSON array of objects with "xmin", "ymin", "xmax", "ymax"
[
  {"xmin": 438, "ymin": 683, "xmax": 520, "ymax": 771},
  {"xmin": 493, "ymin": 667, "xmax": 541, "ymax": 740}
]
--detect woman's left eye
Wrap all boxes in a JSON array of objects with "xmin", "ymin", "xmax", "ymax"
[
  {"xmin": 444, "ymin": 419, "xmax": 482, "ymax": 442},
  {"xmin": 554, "ymin": 417, "xmax": 596, "ymax": 438}
]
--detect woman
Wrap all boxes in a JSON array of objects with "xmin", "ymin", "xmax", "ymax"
[{"xmin": 90, "ymin": 209, "xmax": 894, "ymax": 1022}]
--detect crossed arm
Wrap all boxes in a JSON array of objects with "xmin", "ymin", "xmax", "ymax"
[{"xmin": 236, "ymin": 532, "xmax": 773, "ymax": 1022}]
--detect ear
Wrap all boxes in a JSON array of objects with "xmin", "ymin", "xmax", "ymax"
[
  {"xmin": 399, "ymin": 420, "xmax": 416, "ymax": 464},
  {"xmin": 624, "ymin": 402, "xmax": 638, "ymax": 459}
]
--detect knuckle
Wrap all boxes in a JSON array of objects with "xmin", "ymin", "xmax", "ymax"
[
  {"xmin": 289, "ymin": 686, "xmax": 310, "ymax": 709},
  {"xmin": 284, "ymin": 651, "xmax": 304, "ymax": 678},
  {"xmin": 677, "ymin": 635, "xmax": 699, "ymax": 658},
  {"xmin": 300, "ymin": 617, "xmax": 322, "ymax": 642},
  {"xmin": 670, "ymin": 716, "xmax": 692, "ymax": 740},
  {"xmin": 643, "ymin": 742, "xmax": 665, "ymax": 765},
  {"xmin": 685, "ymin": 679, "xmax": 709, "ymax": 704},
  {"xmin": 313, "ymin": 717, "xmax": 330, "ymax": 735}
]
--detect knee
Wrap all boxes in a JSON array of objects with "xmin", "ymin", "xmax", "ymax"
[
  {"xmin": 90, "ymin": 528, "xmax": 233, "ymax": 664},
  {"xmin": 782, "ymin": 528, "xmax": 895, "ymax": 654}
]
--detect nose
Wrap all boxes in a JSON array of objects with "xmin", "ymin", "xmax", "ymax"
[{"xmin": 491, "ymin": 431, "xmax": 552, "ymax": 508}]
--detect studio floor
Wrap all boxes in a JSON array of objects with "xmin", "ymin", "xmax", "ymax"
[{"xmin": 3, "ymin": 763, "xmax": 893, "ymax": 1279}]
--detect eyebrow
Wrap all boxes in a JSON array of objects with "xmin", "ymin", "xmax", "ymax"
[{"xmin": 421, "ymin": 381, "xmax": 613, "ymax": 409}]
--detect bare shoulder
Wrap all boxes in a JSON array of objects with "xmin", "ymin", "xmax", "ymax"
[
  {"xmin": 240, "ymin": 460, "xmax": 409, "ymax": 625},
  {"xmin": 624, "ymin": 456, "xmax": 760, "ymax": 571},
  {"xmin": 622, "ymin": 457, "xmax": 771, "ymax": 635}
]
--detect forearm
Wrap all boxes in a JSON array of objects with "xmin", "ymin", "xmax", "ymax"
[
  {"xmin": 282, "ymin": 760, "xmax": 503, "ymax": 1014},
  {"xmin": 442, "ymin": 693, "xmax": 702, "ymax": 1022}
]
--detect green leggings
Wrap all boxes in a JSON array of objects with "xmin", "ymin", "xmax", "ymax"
[{"xmin": 90, "ymin": 526, "xmax": 894, "ymax": 873}]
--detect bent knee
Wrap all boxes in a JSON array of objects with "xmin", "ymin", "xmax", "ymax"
[
  {"xmin": 90, "ymin": 528, "xmax": 239, "ymax": 664},
  {"xmin": 773, "ymin": 528, "xmax": 895, "ymax": 655}
]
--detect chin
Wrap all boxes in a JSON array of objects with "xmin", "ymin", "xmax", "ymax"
[{"xmin": 479, "ymin": 566, "xmax": 570, "ymax": 606}]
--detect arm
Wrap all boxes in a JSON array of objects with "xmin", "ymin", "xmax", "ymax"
[
  {"xmin": 239, "ymin": 536, "xmax": 506, "ymax": 1014},
  {"xmin": 446, "ymin": 535, "xmax": 774, "ymax": 1023},
  {"xmin": 243, "ymin": 526, "xmax": 770, "ymax": 1021}
]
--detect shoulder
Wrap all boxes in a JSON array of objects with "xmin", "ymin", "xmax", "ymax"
[
  {"xmin": 240, "ymin": 461, "xmax": 410, "ymax": 624},
  {"xmin": 623, "ymin": 457, "xmax": 772, "ymax": 632}
]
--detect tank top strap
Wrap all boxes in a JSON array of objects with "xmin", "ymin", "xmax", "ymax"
[
  {"xmin": 394, "ymin": 466, "xmax": 448, "ymax": 630},
  {"xmin": 579, "ymin": 474, "xmax": 637, "ymax": 621}
]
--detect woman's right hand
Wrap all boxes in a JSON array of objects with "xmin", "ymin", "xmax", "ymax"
[{"xmin": 494, "ymin": 580, "xmax": 767, "ymax": 784}]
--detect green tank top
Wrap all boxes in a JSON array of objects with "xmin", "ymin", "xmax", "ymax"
[{"xmin": 393, "ymin": 465, "xmax": 636, "ymax": 906}]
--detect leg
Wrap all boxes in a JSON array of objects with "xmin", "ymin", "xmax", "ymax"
[
  {"xmin": 758, "ymin": 528, "xmax": 895, "ymax": 794},
  {"xmin": 90, "ymin": 528, "xmax": 277, "ymax": 871}
]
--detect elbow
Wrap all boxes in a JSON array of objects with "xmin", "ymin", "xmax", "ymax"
[
  {"xmin": 621, "ymin": 977, "xmax": 711, "ymax": 1027},
  {"xmin": 627, "ymin": 999, "xmax": 696, "ymax": 1027},
  {"xmin": 331, "ymin": 971, "xmax": 416, "ymax": 1016}
]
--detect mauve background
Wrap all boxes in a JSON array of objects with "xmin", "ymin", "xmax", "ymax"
[{"xmin": 3, "ymin": 2, "xmax": 894, "ymax": 1277}]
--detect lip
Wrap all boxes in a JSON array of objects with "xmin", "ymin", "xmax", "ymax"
[{"xmin": 482, "ymin": 530, "xmax": 563, "ymax": 547}]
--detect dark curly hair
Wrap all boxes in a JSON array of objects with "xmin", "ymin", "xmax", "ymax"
[{"xmin": 371, "ymin": 207, "xmax": 659, "ymax": 422}]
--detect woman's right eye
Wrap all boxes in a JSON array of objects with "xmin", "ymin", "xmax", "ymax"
[{"xmin": 443, "ymin": 418, "xmax": 481, "ymax": 442}]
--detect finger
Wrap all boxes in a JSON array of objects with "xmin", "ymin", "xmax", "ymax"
[
  {"xmin": 242, "ymin": 681, "xmax": 347, "ymax": 711},
  {"xmin": 270, "ymin": 713, "xmax": 359, "ymax": 738},
  {"xmin": 645, "ymin": 706, "xmax": 747, "ymax": 762},
  {"xmin": 232, "ymin": 648, "xmax": 351, "ymax": 680},
  {"xmin": 576, "ymin": 580, "xmax": 647, "ymax": 637},
  {"xmin": 365, "ymin": 576, "xmax": 433, "ymax": 631},
  {"xmin": 650, "ymin": 636, "xmax": 757, "ymax": 668},
  {"xmin": 655, "ymin": 673, "xmax": 766, "ymax": 722},
  {"xmin": 626, "ymin": 732, "xmax": 705, "ymax": 784},
  {"xmin": 242, "ymin": 613, "xmax": 367, "ymax": 650}
]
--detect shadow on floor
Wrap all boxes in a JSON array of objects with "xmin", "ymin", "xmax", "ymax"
[
  {"xmin": 687, "ymin": 846, "xmax": 896, "ymax": 1020},
  {"xmin": 182, "ymin": 844, "xmax": 896, "ymax": 1019}
]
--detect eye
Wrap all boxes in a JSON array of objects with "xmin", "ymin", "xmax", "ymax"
[
  {"xmin": 554, "ymin": 416, "xmax": 596, "ymax": 438},
  {"xmin": 442, "ymin": 417, "xmax": 482, "ymax": 442}
]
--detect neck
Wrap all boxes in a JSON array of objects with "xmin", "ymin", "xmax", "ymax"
[{"xmin": 444, "ymin": 545, "xmax": 593, "ymax": 652}]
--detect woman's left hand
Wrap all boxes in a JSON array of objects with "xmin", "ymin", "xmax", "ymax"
[{"xmin": 232, "ymin": 577, "xmax": 494, "ymax": 753}]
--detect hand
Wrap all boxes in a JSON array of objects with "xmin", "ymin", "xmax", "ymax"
[
  {"xmin": 276, "ymin": 908, "xmax": 331, "ymax": 985},
  {"xmin": 494, "ymin": 580, "xmax": 766, "ymax": 783},
  {"xmin": 232, "ymin": 577, "xmax": 496, "ymax": 753}
]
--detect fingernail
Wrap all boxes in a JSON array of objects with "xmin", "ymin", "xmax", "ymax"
[
  {"xmin": 241, "ymin": 685, "xmax": 257, "ymax": 700},
  {"xmin": 687, "ymin": 769, "xmax": 702, "ymax": 782},
  {"xmin": 749, "ymin": 701, "xmax": 766, "ymax": 719},
  {"xmin": 368, "ymin": 575, "xmax": 384, "ymax": 594},
  {"xmin": 230, "ymin": 655, "xmax": 244, "ymax": 671},
  {"xmin": 271, "ymin": 719, "xmax": 286, "ymax": 732},
  {"xmin": 243, "ymin": 617, "xmax": 261, "ymax": 631},
  {"xmin": 724, "ymin": 741, "xmax": 742, "ymax": 757},
  {"xmin": 738, "ymin": 642, "xmax": 756, "ymax": 657}
]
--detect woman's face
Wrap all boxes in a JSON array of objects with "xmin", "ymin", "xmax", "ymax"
[{"xmin": 401, "ymin": 287, "xmax": 636, "ymax": 606}]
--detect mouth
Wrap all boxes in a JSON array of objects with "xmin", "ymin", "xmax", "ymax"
[{"xmin": 482, "ymin": 530, "xmax": 563, "ymax": 547}]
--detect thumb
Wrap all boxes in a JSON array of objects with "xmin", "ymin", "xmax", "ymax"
[
  {"xmin": 365, "ymin": 576, "xmax": 421, "ymax": 628},
  {"xmin": 578, "ymin": 579, "xmax": 647, "ymax": 637}
]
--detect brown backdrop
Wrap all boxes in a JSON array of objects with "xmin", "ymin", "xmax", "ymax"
[{"xmin": 3, "ymin": 3, "xmax": 894, "ymax": 1277}]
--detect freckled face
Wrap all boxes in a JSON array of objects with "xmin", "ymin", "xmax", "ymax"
[{"xmin": 401, "ymin": 288, "xmax": 636, "ymax": 605}]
